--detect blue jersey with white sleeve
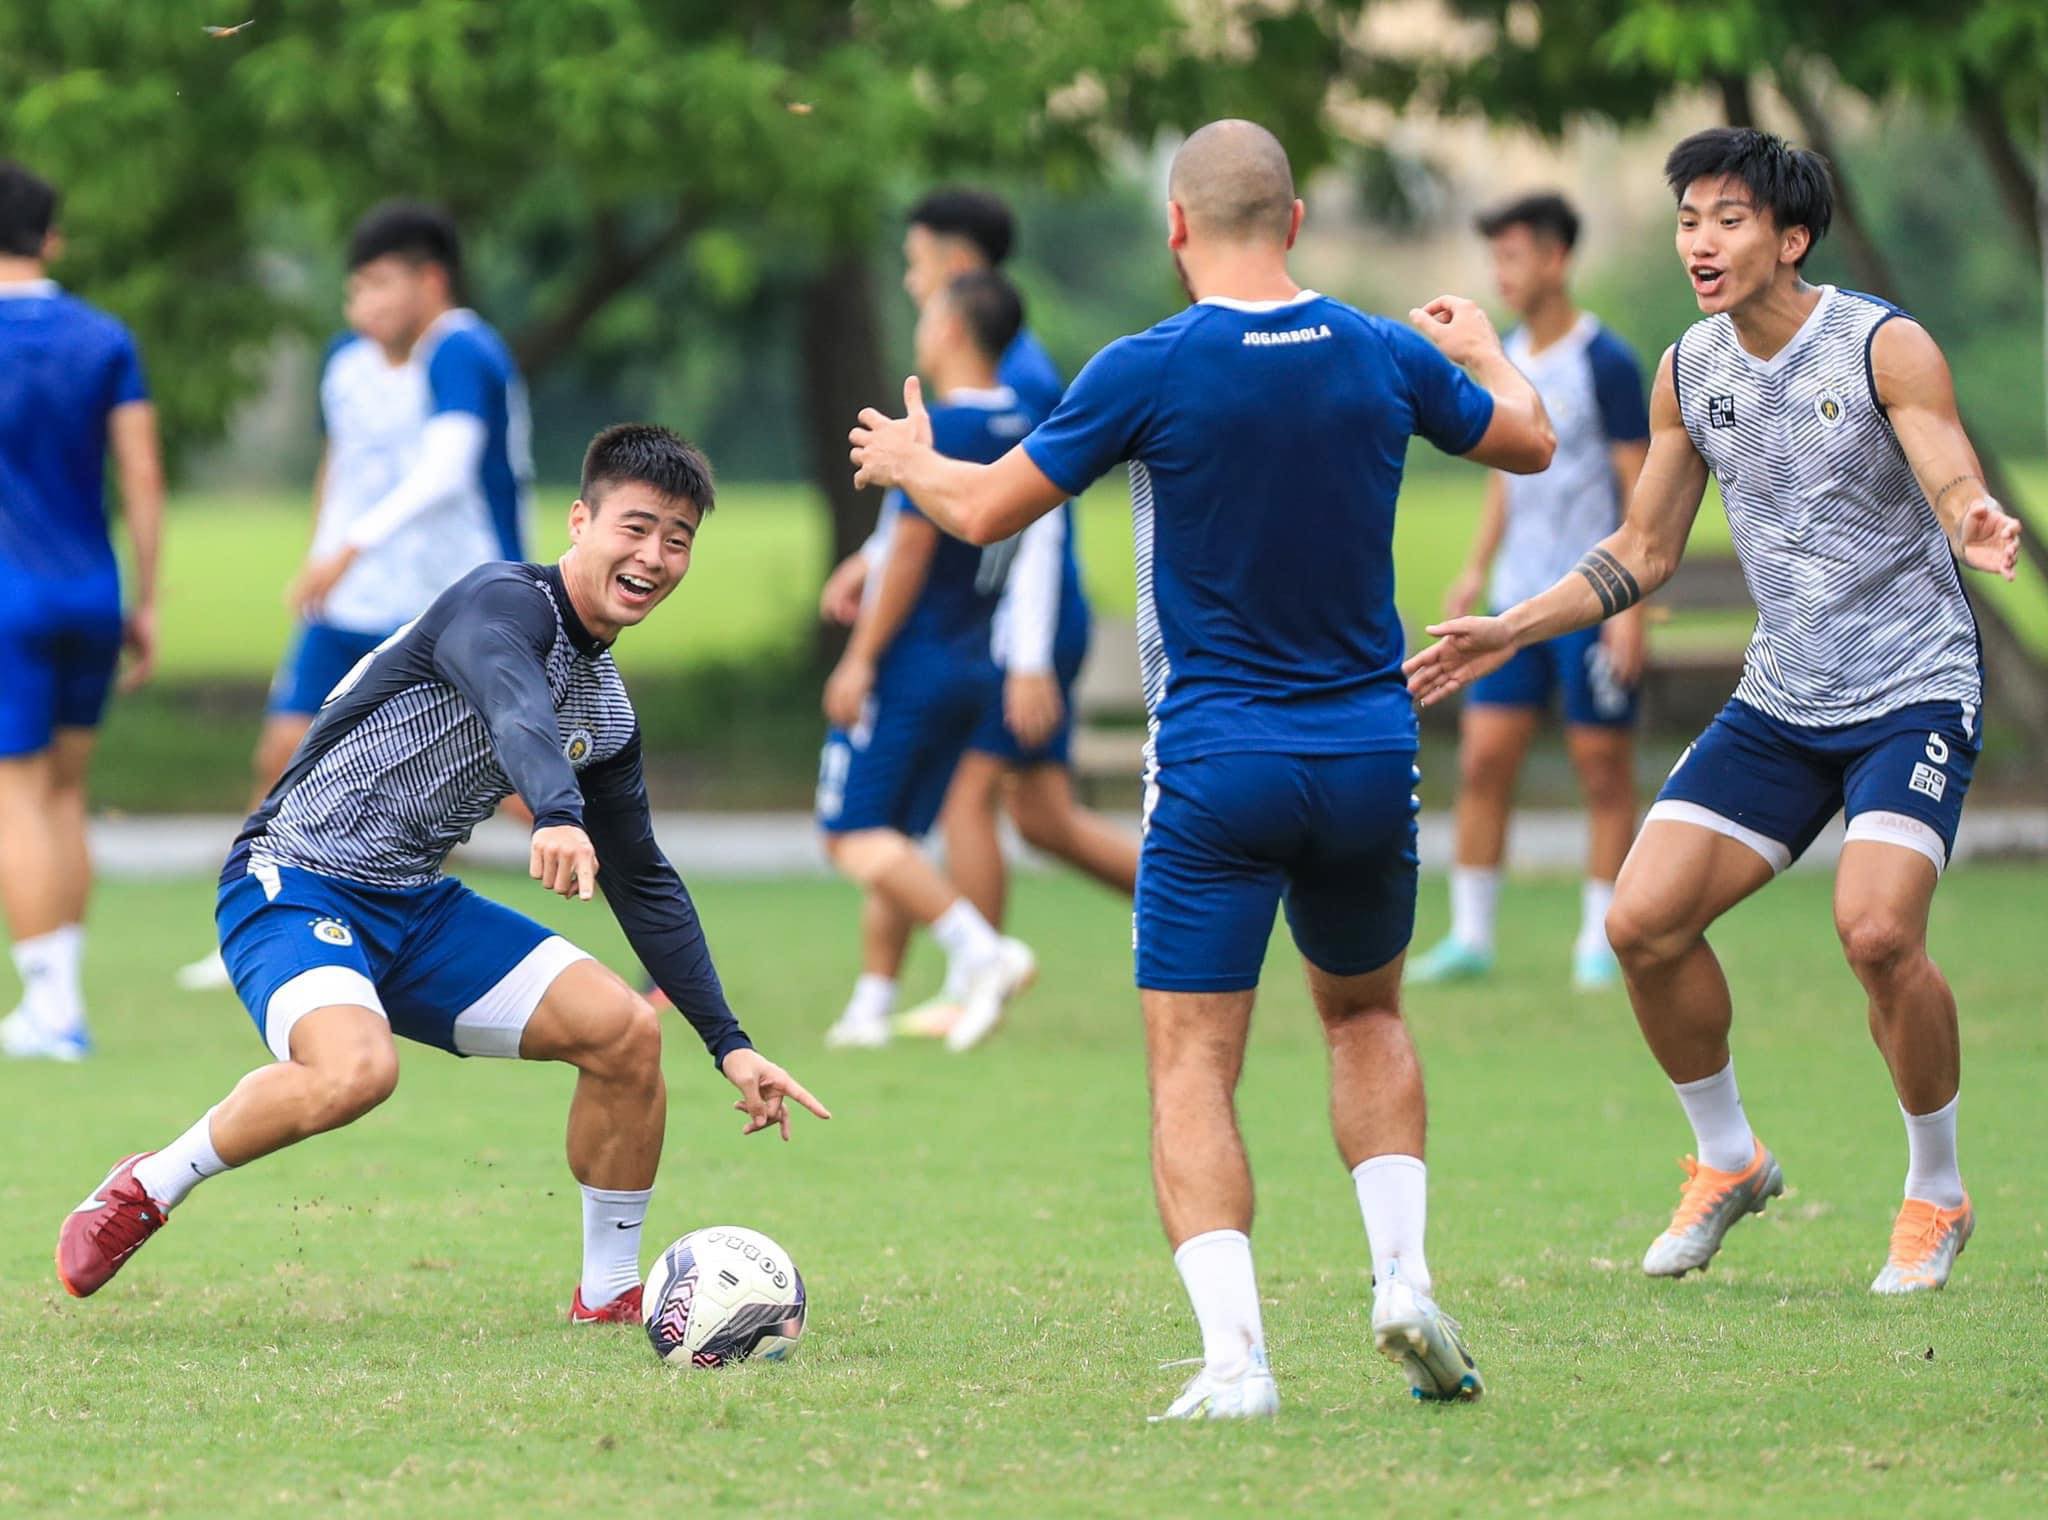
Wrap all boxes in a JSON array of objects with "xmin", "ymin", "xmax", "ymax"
[
  {"xmin": 999, "ymin": 328, "xmax": 1065, "ymax": 420},
  {"xmin": 892, "ymin": 388, "xmax": 1037, "ymax": 666},
  {"xmin": 1021, "ymin": 291, "xmax": 1494, "ymax": 764},
  {"xmin": 0, "ymin": 280, "xmax": 148, "ymax": 579},
  {"xmin": 416, "ymin": 310, "xmax": 532, "ymax": 560}
]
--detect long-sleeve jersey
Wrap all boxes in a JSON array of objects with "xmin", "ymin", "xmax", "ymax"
[{"xmin": 224, "ymin": 561, "xmax": 747, "ymax": 1062}]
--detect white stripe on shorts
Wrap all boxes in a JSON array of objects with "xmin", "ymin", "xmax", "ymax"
[
  {"xmin": 451, "ymin": 935, "xmax": 593, "ymax": 1058},
  {"xmin": 1844, "ymin": 809, "xmax": 1947, "ymax": 875},
  {"xmin": 1644, "ymin": 799, "xmax": 1794, "ymax": 874},
  {"xmin": 265, "ymin": 966, "xmax": 386, "ymax": 1062}
]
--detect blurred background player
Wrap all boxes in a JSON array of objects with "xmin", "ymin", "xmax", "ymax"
[
  {"xmin": 58, "ymin": 426, "xmax": 827, "ymax": 1315},
  {"xmin": 1409, "ymin": 192, "xmax": 1650, "ymax": 991},
  {"xmin": 820, "ymin": 187, "xmax": 1137, "ymax": 1040},
  {"xmin": 0, "ymin": 161, "xmax": 165, "ymax": 1061},
  {"xmin": 851, "ymin": 119, "xmax": 1557, "ymax": 1416},
  {"xmin": 816, "ymin": 270, "xmax": 1038, "ymax": 1052},
  {"xmin": 1406, "ymin": 128, "xmax": 2020, "ymax": 1296},
  {"xmin": 176, "ymin": 202, "xmax": 533, "ymax": 990}
]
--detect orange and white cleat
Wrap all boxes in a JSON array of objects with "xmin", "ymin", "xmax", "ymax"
[
  {"xmin": 1641, "ymin": 1139, "xmax": 1784, "ymax": 1278},
  {"xmin": 1871, "ymin": 1196, "xmax": 1973, "ymax": 1295},
  {"xmin": 569, "ymin": 1284, "xmax": 644, "ymax": 1324}
]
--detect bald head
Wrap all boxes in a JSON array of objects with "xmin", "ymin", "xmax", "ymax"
[{"xmin": 1168, "ymin": 120, "xmax": 1297, "ymax": 244}]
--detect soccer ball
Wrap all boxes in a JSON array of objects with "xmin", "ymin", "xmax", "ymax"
[{"xmin": 643, "ymin": 1225, "xmax": 806, "ymax": 1367}]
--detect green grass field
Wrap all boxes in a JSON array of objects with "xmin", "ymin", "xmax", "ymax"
[{"xmin": 4, "ymin": 868, "xmax": 2043, "ymax": 1517}]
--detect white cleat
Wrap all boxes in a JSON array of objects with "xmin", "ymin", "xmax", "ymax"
[
  {"xmin": 945, "ymin": 937, "xmax": 1036, "ymax": 1053},
  {"xmin": 823, "ymin": 1014, "xmax": 890, "ymax": 1049},
  {"xmin": 1150, "ymin": 1351, "xmax": 1280, "ymax": 1422},
  {"xmin": 1, "ymin": 1015, "xmax": 90, "ymax": 1062},
  {"xmin": 1372, "ymin": 1265, "xmax": 1483, "ymax": 1402},
  {"xmin": 174, "ymin": 950, "xmax": 232, "ymax": 992}
]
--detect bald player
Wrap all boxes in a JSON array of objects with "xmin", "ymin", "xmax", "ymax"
[{"xmin": 851, "ymin": 121, "xmax": 1554, "ymax": 1419}]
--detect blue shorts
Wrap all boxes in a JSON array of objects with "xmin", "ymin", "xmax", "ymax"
[
  {"xmin": 1136, "ymin": 750, "xmax": 1420, "ymax": 992},
  {"xmin": 1466, "ymin": 624, "xmax": 1637, "ymax": 727},
  {"xmin": 968, "ymin": 616, "xmax": 1090, "ymax": 769},
  {"xmin": 0, "ymin": 561, "xmax": 124, "ymax": 757},
  {"xmin": 1653, "ymin": 698, "xmax": 1978, "ymax": 874},
  {"xmin": 217, "ymin": 864, "xmax": 592, "ymax": 1061},
  {"xmin": 268, "ymin": 622, "xmax": 391, "ymax": 717},
  {"xmin": 816, "ymin": 654, "xmax": 1002, "ymax": 837}
]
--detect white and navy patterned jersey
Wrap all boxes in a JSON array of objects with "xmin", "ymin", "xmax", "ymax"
[
  {"xmin": 1674, "ymin": 286, "xmax": 1981, "ymax": 728},
  {"xmin": 225, "ymin": 561, "xmax": 746, "ymax": 1061},
  {"xmin": 1491, "ymin": 316, "xmax": 1648, "ymax": 609}
]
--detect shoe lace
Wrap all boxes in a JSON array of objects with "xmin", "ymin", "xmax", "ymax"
[
  {"xmin": 1887, "ymin": 1202, "xmax": 1944, "ymax": 1265},
  {"xmin": 1668, "ymin": 1155, "xmax": 1734, "ymax": 1233},
  {"xmin": 90, "ymin": 1182, "xmax": 163, "ymax": 1261}
]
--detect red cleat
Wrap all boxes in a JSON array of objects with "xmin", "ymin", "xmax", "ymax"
[
  {"xmin": 56, "ymin": 1153, "xmax": 169, "ymax": 1298},
  {"xmin": 569, "ymin": 1283, "xmax": 644, "ymax": 1324}
]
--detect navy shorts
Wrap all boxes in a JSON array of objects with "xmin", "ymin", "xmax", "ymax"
[
  {"xmin": 1466, "ymin": 624, "xmax": 1637, "ymax": 728},
  {"xmin": 816, "ymin": 654, "xmax": 1002, "ymax": 837},
  {"xmin": 268, "ymin": 622, "xmax": 392, "ymax": 717},
  {"xmin": 0, "ymin": 562, "xmax": 124, "ymax": 757},
  {"xmin": 1135, "ymin": 750, "xmax": 1420, "ymax": 992},
  {"xmin": 967, "ymin": 615, "xmax": 1090, "ymax": 769},
  {"xmin": 217, "ymin": 863, "xmax": 592, "ymax": 1060},
  {"xmin": 1652, "ymin": 698, "xmax": 1978, "ymax": 874}
]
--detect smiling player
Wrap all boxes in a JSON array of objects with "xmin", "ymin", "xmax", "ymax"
[
  {"xmin": 58, "ymin": 425, "xmax": 828, "ymax": 1321},
  {"xmin": 1406, "ymin": 128, "xmax": 2021, "ymax": 1295}
]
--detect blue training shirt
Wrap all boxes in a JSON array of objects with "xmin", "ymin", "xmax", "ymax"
[
  {"xmin": 999, "ymin": 328, "xmax": 1065, "ymax": 420},
  {"xmin": 0, "ymin": 280, "xmax": 148, "ymax": 579},
  {"xmin": 1021, "ymin": 290, "xmax": 1495, "ymax": 763},
  {"xmin": 893, "ymin": 387, "xmax": 1039, "ymax": 664},
  {"xmin": 415, "ymin": 309, "xmax": 532, "ymax": 560}
]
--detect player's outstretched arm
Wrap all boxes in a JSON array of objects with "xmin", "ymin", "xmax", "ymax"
[
  {"xmin": 1408, "ymin": 295, "xmax": 1555, "ymax": 474},
  {"xmin": 579, "ymin": 737, "xmax": 831, "ymax": 1139},
  {"xmin": 1406, "ymin": 347, "xmax": 1706, "ymax": 707},
  {"xmin": 850, "ymin": 376, "xmax": 1068, "ymax": 545},
  {"xmin": 1872, "ymin": 317, "xmax": 2022, "ymax": 581}
]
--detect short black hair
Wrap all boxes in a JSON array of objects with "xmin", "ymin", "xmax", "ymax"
[
  {"xmin": 580, "ymin": 424, "xmax": 716, "ymax": 516},
  {"xmin": 1664, "ymin": 127, "xmax": 1833, "ymax": 266},
  {"xmin": 1474, "ymin": 191, "xmax": 1580, "ymax": 251},
  {"xmin": 906, "ymin": 187, "xmax": 1014, "ymax": 267},
  {"xmin": 940, "ymin": 271, "xmax": 1024, "ymax": 364},
  {"xmin": 0, "ymin": 161, "xmax": 59, "ymax": 259},
  {"xmin": 347, "ymin": 201, "xmax": 464, "ymax": 289}
]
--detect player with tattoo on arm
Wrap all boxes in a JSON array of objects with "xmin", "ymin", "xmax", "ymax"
[{"xmin": 1406, "ymin": 129, "xmax": 2020, "ymax": 1296}]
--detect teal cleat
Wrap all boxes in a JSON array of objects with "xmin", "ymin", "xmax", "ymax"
[
  {"xmin": 1405, "ymin": 937, "xmax": 1494, "ymax": 985},
  {"xmin": 1572, "ymin": 941, "xmax": 1622, "ymax": 991}
]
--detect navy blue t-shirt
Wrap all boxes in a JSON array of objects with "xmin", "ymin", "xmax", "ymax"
[
  {"xmin": 998, "ymin": 328, "xmax": 1065, "ymax": 420},
  {"xmin": 1022, "ymin": 291, "xmax": 1494, "ymax": 762},
  {"xmin": 0, "ymin": 281, "xmax": 148, "ymax": 579},
  {"xmin": 892, "ymin": 388, "xmax": 1037, "ymax": 664}
]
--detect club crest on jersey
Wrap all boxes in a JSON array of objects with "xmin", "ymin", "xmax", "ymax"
[
  {"xmin": 563, "ymin": 728, "xmax": 595, "ymax": 767},
  {"xmin": 310, "ymin": 917, "xmax": 354, "ymax": 947},
  {"xmin": 1708, "ymin": 394, "xmax": 1738, "ymax": 429}
]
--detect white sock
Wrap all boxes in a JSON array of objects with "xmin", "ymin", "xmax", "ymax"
[
  {"xmin": 930, "ymin": 899, "xmax": 1001, "ymax": 973},
  {"xmin": 1576, "ymin": 879, "xmax": 1616, "ymax": 957},
  {"xmin": 1173, "ymin": 1228, "xmax": 1266, "ymax": 1373},
  {"xmin": 11, "ymin": 925, "xmax": 84, "ymax": 1033},
  {"xmin": 133, "ymin": 1107, "xmax": 232, "ymax": 1211},
  {"xmin": 1353, "ymin": 1154, "xmax": 1432, "ymax": 1294},
  {"xmin": 840, "ymin": 974, "xmax": 896, "ymax": 1029},
  {"xmin": 1448, "ymin": 867, "xmax": 1499, "ymax": 954},
  {"xmin": 1673, "ymin": 1059, "xmax": 1755, "ymax": 1172},
  {"xmin": 1901, "ymin": 1094, "xmax": 1964, "ymax": 1208},
  {"xmin": 580, "ymin": 1184, "xmax": 652, "ymax": 1306}
]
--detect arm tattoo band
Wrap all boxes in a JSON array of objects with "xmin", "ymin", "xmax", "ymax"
[
  {"xmin": 1573, "ymin": 547, "xmax": 1644, "ymax": 619},
  {"xmin": 1933, "ymin": 474, "xmax": 1979, "ymax": 508}
]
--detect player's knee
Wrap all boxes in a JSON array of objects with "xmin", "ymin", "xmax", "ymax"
[
  {"xmin": 1458, "ymin": 738, "xmax": 1516, "ymax": 796},
  {"xmin": 1012, "ymin": 794, "xmax": 1066, "ymax": 853},
  {"xmin": 1837, "ymin": 912, "xmax": 1919, "ymax": 980},
  {"xmin": 824, "ymin": 828, "xmax": 908, "ymax": 886},
  {"xmin": 306, "ymin": 1041, "xmax": 399, "ymax": 1129},
  {"xmin": 1605, "ymin": 895, "xmax": 1682, "ymax": 967},
  {"xmin": 613, "ymin": 992, "xmax": 664, "ymax": 1076}
]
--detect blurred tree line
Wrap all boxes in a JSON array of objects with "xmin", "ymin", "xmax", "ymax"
[{"xmin": 4, "ymin": 1, "xmax": 2043, "ymax": 552}]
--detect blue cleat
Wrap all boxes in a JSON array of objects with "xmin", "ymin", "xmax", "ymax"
[{"xmin": 1572, "ymin": 941, "xmax": 1622, "ymax": 991}]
